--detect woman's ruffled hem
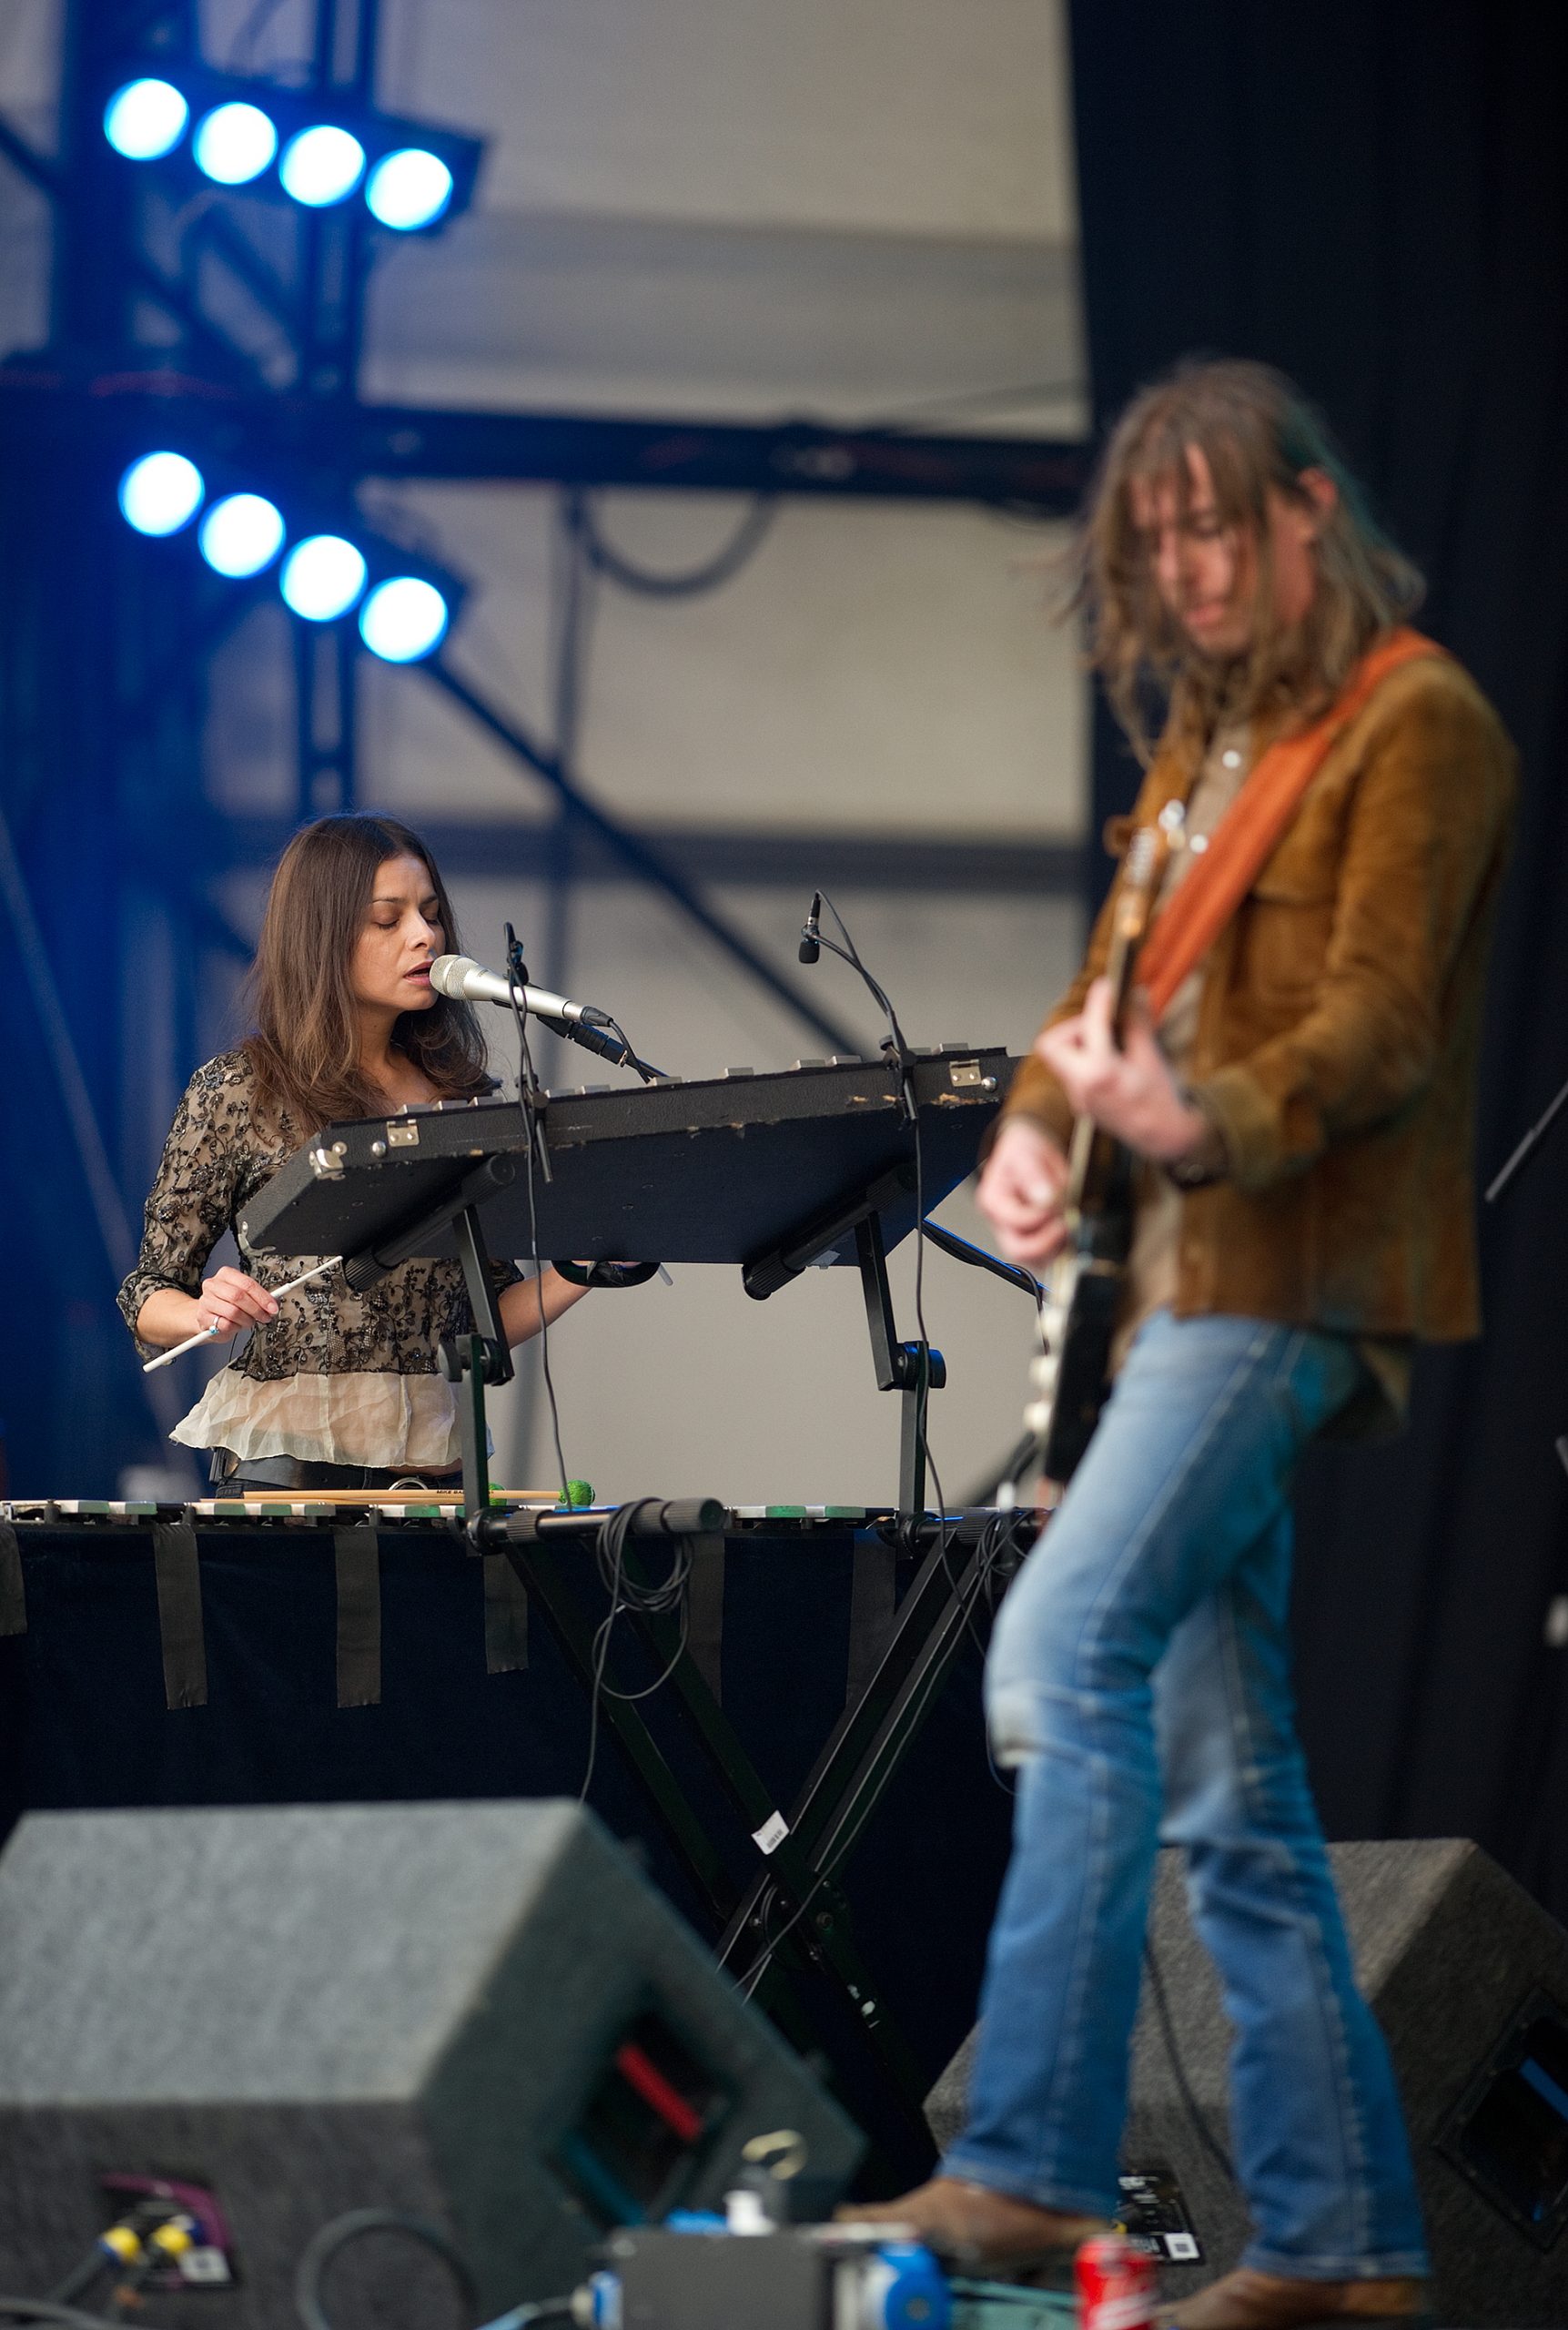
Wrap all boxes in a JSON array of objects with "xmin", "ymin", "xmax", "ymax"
[{"xmin": 169, "ymin": 1366, "xmax": 461, "ymax": 1468}]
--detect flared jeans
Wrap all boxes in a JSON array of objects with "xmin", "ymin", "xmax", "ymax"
[{"xmin": 943, "ymin": 1310, "xmax": 1428, "ymax": 2281}]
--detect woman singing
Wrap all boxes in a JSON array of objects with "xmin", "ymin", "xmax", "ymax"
[{"xmin": 119, "ymin": 813, "xmax": 590, "ymax": 1490}]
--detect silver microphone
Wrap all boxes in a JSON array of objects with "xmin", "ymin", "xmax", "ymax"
[{"xmin": 429, "ymin": 953, "xmax": 614, "ymax": 1029}]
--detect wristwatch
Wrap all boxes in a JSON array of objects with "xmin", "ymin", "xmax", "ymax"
[{"xmin": 1164, "ymin": 1089, "xmax": 1229, "ymax": 1190}]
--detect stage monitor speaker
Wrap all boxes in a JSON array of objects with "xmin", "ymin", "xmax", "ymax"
[
  {"xmin": 0, "ymin": 1801, "xmax": 862, "ymax": 2329},
  {"xmin": 927, "ymin": 1839, "xmax": 1568, "ymax": 2327}
]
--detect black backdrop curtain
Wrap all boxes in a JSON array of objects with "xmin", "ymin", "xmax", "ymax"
[{"xmin": 1067, "ymin": 3, "xmax": 1568, "ymax": 1914}]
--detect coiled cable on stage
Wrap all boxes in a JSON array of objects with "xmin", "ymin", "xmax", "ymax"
[
  {"xmin": 292, "ymin": 2209, "xmax": 478, "ymax": 2330},
  {"xmin": 578, "ymin": 1498, "xmax": 696, "ymax": 1804}
]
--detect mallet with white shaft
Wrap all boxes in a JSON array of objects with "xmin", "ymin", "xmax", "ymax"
[{"xmin": 142, "ymin": 1255, "xmax": 341, "ymax": 1373}]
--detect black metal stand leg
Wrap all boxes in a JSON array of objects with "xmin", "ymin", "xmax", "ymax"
[
  {"xmin": 717, "ymin": 1514, "xmax": 1030, "ymax": 1974},
  {"xmin": 899, "ymin": 1355, "xmax": 931, "ymax": 1517},
  {"xmin": 611, "ymin": 1561, "xmax": 933, "ymax": 2119},
  {"xmin": 438, "ymin": 1201, "xmax": 513, "ymax": 1518},
  {"xmin": 856, "ymin": 1214, "xmax": 945, "ymax": 1519},
  {"xmin": 501, "ymin": 1542, "xmax": 921, "ymax": 2179},
  {"xmin": 445, "ymin": 1332, "xmax": 492, "ymax": 1514},
  {"xmin": 473, "ymin": 1501, "xmax": 1032, "ymax": 2179},
  {"xmin": 499, "ymin": 1530, "xmax": 935, "ymax": 2138}
]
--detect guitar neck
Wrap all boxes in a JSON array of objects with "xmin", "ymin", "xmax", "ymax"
[{"xmin": 1063, "ymin": 826, "xmax": 1164, "ymax": 1213}]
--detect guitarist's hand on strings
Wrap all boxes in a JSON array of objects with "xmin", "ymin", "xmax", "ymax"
[
  {"xmin": 976, "ymin": 1119, "xmax": 1071, "ymax": 1265},
  {"xmin": 1035, "ymin": 977, "xmax": 1210, "ymax": 1163}
]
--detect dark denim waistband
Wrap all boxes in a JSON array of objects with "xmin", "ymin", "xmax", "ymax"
[{"xmin": 209, "ymin": 1450, "xmax": 455, "ymax": 1493}]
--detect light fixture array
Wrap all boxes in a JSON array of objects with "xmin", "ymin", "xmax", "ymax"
[
  {"xmin": 116, "ymin": 451, "xmax": 458, "ymax": 664},
  {"xmin": 102, "ymin": 68, "xmax": 482, "ymax": 230}
]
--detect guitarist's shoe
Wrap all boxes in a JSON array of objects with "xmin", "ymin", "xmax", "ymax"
[
  {"xmin": 833, "ymin": 2176, "xmax": 1110, "ymax": 2280},
  {"xmin": 1159, "ymin": 2268, "xmax": 1432, "ymax": 2330}
]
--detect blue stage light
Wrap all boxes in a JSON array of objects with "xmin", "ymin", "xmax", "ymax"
[
  {"xmin": 365, "ymin": 147, "xmax": 453, "ymax": 231},
  {"xmin": 192, "ymin": 100, "xmax": 278, "ymax": 186},
  {"xmin": 278, "ymin": 125, "xmax": 366, "ymax": 208},
  {"xmin": 359, "ymin": 576, "xmax": 450, "ymax": 662},
  {"xmin": 118, "ymin": 451, "xmax": 206, "ymax": 537},
  {"xmin": 280, "ymin": 534, "xmax": 367, "ymax": 621},
  {"xmin": 103, "ymin": 77, "xmax": 189, "ymax": 161},
  {"xmin": 198, "ymin": 493, "xmax": 286, "ymax": 578}
]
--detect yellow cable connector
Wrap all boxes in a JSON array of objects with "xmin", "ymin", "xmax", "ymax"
[
  {"xmin": 100, "ymin": 2226, "xmax": 142, "ymax": 2264},
  {"xmin": 148, "ymin": 2222, "xmax": 195, "ymax": 2259}
]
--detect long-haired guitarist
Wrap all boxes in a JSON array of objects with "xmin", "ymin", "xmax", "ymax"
[{"xmin": 848, "ymin": 360, "xmax": 1515, "ymax": 2329}]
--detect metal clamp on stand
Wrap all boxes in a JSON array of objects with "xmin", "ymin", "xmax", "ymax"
[{"xmin": 468, "ymin": 1496, "xmax": 726, "ymax": 1551}]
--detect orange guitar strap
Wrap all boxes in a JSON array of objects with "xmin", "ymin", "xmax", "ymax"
[{"xmin": 1136, "ymin": 626, "xmax": 1448, "ymax": 1023}]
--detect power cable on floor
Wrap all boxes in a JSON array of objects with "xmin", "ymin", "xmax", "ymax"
[{"xmin": 1142, "ymin": 1937, "xmax": 1237, "ymax": 2186}]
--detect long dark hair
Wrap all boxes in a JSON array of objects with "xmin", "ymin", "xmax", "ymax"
[
  {"xmin": 1074, "ymin": 357, "xmax": 1424, "ymax": 764},
  {"xmin": 242, "ymin": 814, "xmax": 490, "ymax": 1135}
]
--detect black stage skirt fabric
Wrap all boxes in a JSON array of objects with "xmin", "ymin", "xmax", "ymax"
[{"xmin": 0, "ymin": 1520, "xmax": 1012, "ymax": 2166}]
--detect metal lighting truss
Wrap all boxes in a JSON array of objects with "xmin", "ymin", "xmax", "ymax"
[{"xmin": 0, "ymin": 0, "xmax": 1087, "ymax": 1488}]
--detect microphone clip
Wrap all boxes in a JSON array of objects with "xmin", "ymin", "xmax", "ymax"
[{"xmin": 880, "ymin": 1033, "xmax": 918, "ymax": 1126}]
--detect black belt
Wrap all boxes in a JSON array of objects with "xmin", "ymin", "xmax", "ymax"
[{"xmin": 210, "ymin": 1452, "xmax": 456, "ymax": 1493}]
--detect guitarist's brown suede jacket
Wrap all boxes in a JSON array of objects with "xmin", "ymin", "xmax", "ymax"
[{"xmin": 1000, "ymin": 651, "xmax": 1515, "ymax": 1345}]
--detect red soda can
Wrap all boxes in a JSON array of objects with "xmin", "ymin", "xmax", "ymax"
[{"xmin": 1075, "ymin": 2234, "xmax": 1157, "ymax": 2330}]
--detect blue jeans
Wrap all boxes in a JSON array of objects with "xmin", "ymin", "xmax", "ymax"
[{"xmin": 944, "ymin": 1310, "xmax": 1427, "ymax": 2282}]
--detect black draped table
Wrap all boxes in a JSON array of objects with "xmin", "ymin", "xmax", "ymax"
[{"xmin": 0, "ymin": 1501, "xmax": 1015, "ymax": 2177}]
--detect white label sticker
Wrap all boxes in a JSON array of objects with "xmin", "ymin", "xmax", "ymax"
[
  {"xmin": 752, "ymin": 1811, "xmax": 790, "ymax": 1856},
  {"xmin": 179, "ymin": 2250, "xmax": 233, "ymax": 2285},
  {"xmin": 1165, "ymin": 2234, "xmax": 1199, "ymax": 2261}
]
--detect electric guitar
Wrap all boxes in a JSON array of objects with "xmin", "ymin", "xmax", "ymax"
[{"xmin": 1006, "ymin": 812, "xmax": 1179, "ymax": 1498}]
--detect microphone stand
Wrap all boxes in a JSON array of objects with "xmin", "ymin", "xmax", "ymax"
[
  {"xmin": 1485, "ymin": 1064, "xmax": 1568, "ymax": 1203},
  {"xmin": 493, "ymin": 929, "xmax": 663, "ymax": 1084},
  {"xmin": 1485, "ymin": 1060, "xmax": 1568, "ymax": 1483},
  {"xmin": 798, "ymin": 893, "xmax": 916, "ymax": 1125},
  {"xmin": 506, "ymin": 922, "xmax": 551, "ymax": 1184},
  {"xmin": 797, "ymin": 890, "xmax": 931, "ymax": 1516}
]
